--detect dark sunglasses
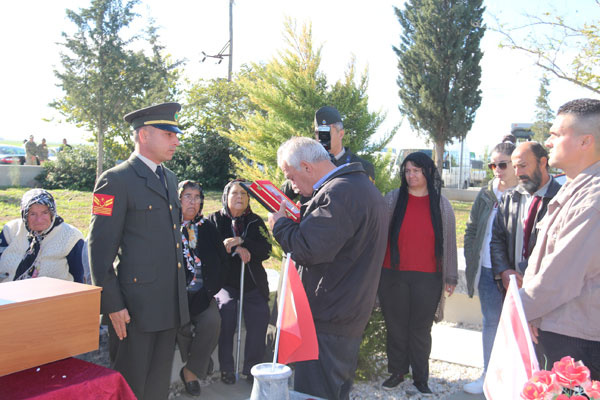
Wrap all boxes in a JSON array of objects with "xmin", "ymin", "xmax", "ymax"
[{"xmin": 488, "ymin": 161, "xmax": 510, "ymax": 170}]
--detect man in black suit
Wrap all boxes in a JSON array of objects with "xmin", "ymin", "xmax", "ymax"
[{"xmin": 89, "ymin": 102, "xmax": 189, "ymax": 400}]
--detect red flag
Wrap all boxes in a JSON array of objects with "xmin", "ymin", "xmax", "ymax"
[
  {"xmin": 277, "ymin": 259, "xmax": 319, "ymax": 364},
  {"xmin": 484, "ymin": 275, "xmax": 539, "ymax": 399}
]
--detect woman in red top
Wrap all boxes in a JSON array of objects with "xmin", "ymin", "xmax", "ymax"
[{"xmin": 379, "ymin": 152, "xmax": 458, "ymax": 394}]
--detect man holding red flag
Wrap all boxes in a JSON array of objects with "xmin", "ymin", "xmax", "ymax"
[{"xmin": 268, "ymin": 136, "xmax": 388, "ymax": 400}]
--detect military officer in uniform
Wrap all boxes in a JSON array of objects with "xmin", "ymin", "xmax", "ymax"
[{"xmin": 88, "ymin": 102, "xmax": 189, "ymax": 400}]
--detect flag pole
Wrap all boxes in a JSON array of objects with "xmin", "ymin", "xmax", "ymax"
[{"xmin": 272, "ymin": 252, "xmax": 292, "ymax": 369}]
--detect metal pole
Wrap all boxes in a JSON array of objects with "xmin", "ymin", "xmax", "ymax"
[
  {"xmin": 459, "ymin": 138, "xmax": 465, "ymax": 188},
  {"xmin": 228, "ymin": 0, "xmax": 233, "ymax": 81},
  {"xmin": 272, "ymin": 253, "xmax": 292, "ymax": 369},
  {"xmin": 235, "ymin": 256, "xmax": 245, "ymax": 380}
]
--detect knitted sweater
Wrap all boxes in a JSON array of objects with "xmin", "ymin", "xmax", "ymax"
[{"xmin": 0, "ymin": 219, "xmax": 83, "ymax": 281}]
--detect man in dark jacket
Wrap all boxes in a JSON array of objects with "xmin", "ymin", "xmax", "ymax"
[
  {"xmin": 268, "ymin": 137, "xmax": 388, "ymax": 400},
  {"xmin": 281, "ymin": 106, "xmax": 375, "ymax": 201},
  {"xmin": 490, "ymin": 141, "xmax": 562, "ymax": 290},
  {"xmin": 88, "ymin": 103, "xmax": 189, "ymax": 400}
]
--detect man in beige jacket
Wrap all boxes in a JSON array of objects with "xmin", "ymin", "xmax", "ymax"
[{"xmin": 520, "ymin": 98, "xmax": 600, "ymax": 380}]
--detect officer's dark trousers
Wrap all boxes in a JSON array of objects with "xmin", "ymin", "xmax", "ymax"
[
  {"xmin": 379, "ymin": 269, "xmax": 442, "ymax": 384},
  {"xmin": 293, "ymin": 332, "xmax": 362, "ymax": 400},
  {"xmin": 217, "ymin": 286, "xmax": 269, "ymax": 375},
  {"xmin": 108, "ymin": 320, "xmax": 177, "ymax": 400},
  {"xmin": 538, "ymin": 329, "xmax": 600, "ymax": 381}
]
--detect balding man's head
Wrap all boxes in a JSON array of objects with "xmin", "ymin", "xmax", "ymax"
[{"xmin": 512, "ymin": 141, "xmax": 550, "ymax": 194}]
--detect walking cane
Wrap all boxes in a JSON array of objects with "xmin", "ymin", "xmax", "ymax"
[{"xmin": 235, "ymin": 254, "xmax": 245, "ymax": 381}]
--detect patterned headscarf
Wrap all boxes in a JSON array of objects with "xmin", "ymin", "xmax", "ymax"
[
  {"xmin": 14, "ymin": 189, "xmax": 64, "ymax": 280},
  {"xmin": 178, "ymin": 180, "xmax": 205, "ymax": 223},
  {"xmin": 21, "ymin": 189, "xmax": 61, "ymax": 235},
  {"xmin": 178, "ymin": 180, "xmax": 205, "ymax": 289}
]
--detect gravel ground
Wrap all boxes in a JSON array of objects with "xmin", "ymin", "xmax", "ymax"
[
  {"xmin": 77, "ymin": 325, "xmax": 484, "ymax": 399},
  {"xmin": 351, "ymin": 360, "xmax": 482, "ymax": 399}
]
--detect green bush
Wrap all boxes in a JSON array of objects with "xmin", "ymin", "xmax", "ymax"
[
  {"xmin": 356, "ymin": 307, "xmax": 387, "ymax": 381},
  {"xmin": 37, "ymin": 145, "xmax": 115, "ymax": 191}
]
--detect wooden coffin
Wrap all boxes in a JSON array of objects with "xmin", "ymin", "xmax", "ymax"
[{"xmin": 0, "ymin": 277, "xmax": 101, "ymax": 376}]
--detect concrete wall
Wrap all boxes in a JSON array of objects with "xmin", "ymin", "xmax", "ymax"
[
  {"xmin": 0, "ymin": 165, "xmax": 43, "ymax": 188},
  {"xmin": 442, "ymin": 187, "xmax": 479, "ymax": 202},
  {"xmin": 444, "ymin": 248, "xmax": 483, "ymax": 326}
]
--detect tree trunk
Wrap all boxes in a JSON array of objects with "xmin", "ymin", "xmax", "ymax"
[
  {"xmin": 434, "ymin": 139, "xmax": 445, "ymax": 180},
  {"xmin": 96, "ymin": 122, "xmax": 105, "ymax": 182}
]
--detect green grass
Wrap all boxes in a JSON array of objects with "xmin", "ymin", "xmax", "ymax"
[
  {"xmin": 1, "ymin": 188, "xmax": 473, "ymax": 244},
  {"xmin": 0, "ymin": 188, "xmax": 227, "ymax": 238},
  {"xmin": 451, "ymin": 201, "xmax": 471, "ymax": 248}
]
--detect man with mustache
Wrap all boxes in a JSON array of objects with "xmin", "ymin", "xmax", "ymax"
[{"xmin": 490, "ymin": 141, "xmax": 562, "ymax": 291}]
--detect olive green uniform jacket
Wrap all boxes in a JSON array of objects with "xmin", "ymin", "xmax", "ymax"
[{"xmin": 88, "ymin": 154, "xmax": 189, "ymax": 332}]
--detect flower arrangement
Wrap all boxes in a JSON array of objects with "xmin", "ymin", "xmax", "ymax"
[{"xmin": 522, "ymin": 356, "xmax": 600, "ymax": 400}]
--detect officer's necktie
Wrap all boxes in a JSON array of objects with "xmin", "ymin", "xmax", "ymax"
[{"xmin": 155, "ymin": 165, "xmax": 168, "ymax": 195}]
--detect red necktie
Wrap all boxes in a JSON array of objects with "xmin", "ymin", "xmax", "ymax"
[{"xmin": 523, "ymin": 195, "xmax": 542, "ymax": 258}]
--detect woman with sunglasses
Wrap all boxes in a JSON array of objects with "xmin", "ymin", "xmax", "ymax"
[
  {"xmin": 463, "ymin": 136, "xmax": 518, "ymax": 394},
  {"xmin": 176, "ymin": 180, "xmax": 229, "ymax": 397}
]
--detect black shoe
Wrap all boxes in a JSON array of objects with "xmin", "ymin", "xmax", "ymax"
[
  {"xmin": 414, "ymin": 381, "xmax": 432, "ymax": 394},
  {"xmin": 180, "ymin": 368, "xmax": 201, "ymax": 396},
  {"xmin": 382, "ymin": 374, "xmax": 404, "ymax": 389},
  {"xmin": 221, "ymin": 371, "xmax": 236, "ymax": 385}
]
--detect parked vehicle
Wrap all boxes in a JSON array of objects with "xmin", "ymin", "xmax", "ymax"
[
  {"xmin": 0, "ymin": 145, "xmax": 26, "ymax": 165},
  {"xmin": 393, "ymin": 143, "xmax": 484, "ymax": 188}
]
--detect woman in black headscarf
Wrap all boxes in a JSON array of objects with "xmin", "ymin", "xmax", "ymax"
[
  {"xmin": 379, "ymin": 152, "xmax": 458, "ymax": 394},
  {"xmin": 0, "ymin": 189, "xmax": 84, "ymax": 282},
  {"xmin": 176, "ymin": 180, "xmax": 229, "ymax": 396},
  {"xmin": 208, "ymin": 179, "xmax": 272, "ymax": 384}
]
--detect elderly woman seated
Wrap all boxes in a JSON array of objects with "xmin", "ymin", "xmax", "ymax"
[
  {"xmin": 177, "ymin": 181, "xmax": 229, "ymax": 397},
  {"xmin": 0, "ymin": 189, "xmax": 84, "ymax": 282}
]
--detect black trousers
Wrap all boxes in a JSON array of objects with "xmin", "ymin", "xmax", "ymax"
[
  {"xmin": 293, "ymin": 332, "xmax": 362, "ymax": 400},
  {"xmin": 108, "ymin": 321, "xmax": 177, "ymax": 400},
  {"xmin": 538, "ymin": 329, "xmax": 600, "ymax": 381},
  {"xmin": 378, "ymin": 269, "xmax": 442, "ymax": 383},
  {"xmin": 217, "ymin": 286, "xmax": 269, "ymax": 375}
]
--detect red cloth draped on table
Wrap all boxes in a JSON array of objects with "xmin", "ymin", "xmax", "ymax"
[{"xmin": 0, "ymin": 357, "xmax": 136, "ymax": 400}]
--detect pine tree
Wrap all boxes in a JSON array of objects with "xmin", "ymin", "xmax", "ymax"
[
  {"xmin": 531, "ymin": 76, "xmax": 554, "ymax": 144},
  {"xmin": 223, "ymin": 19, "xmax": 393, "ymax": 188},
  {"xmin": 394, "ymin": 0, "xmax": 485, "ymax": 172}
]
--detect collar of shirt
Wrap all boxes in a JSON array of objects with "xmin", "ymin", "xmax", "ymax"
[
  {"xmin": 313, "ymin": 164, "xmax": 346, "ymax": 191},
  {"xmin": 134, "ymin": 151, "xmax": 160, "ymax": 176},
  {"xmin": 534, "ymin": 175, "xmax": 553, "ymax": 197},
  {"xmin": 334, "ymin": 147, "xmax": 346, "ymax": 161},
  {"xmin": 553, "ymin": 160, "xmax": 600, "ymax": 208}
]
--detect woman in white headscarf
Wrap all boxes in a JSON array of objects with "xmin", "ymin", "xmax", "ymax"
[{"xmin": 0, "ymin": 189, "xmax": 84, "ymax": 282}]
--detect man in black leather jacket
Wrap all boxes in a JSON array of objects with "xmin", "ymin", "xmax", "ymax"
[{"xmin": 490, "ymin": 141, "xmax": 562, "ymax": 291}]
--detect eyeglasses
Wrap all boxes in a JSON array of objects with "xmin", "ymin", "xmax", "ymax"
[
  {"xmin": 182, "ymin": 193, "xmax": 203, "ymax": 203},
  {"xmin": 488, "ymin": 161, "xmax": 511, "ymax": 170}
]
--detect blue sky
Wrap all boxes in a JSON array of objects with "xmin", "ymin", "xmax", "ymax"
[{"xmin": 0, "ymin": 0, "xmax": 596, "ymax": 155}]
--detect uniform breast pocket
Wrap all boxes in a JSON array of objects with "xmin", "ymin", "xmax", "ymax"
[{"xmin": 132, "ymin": 199, "xmax": 163, "ymax": 231}]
